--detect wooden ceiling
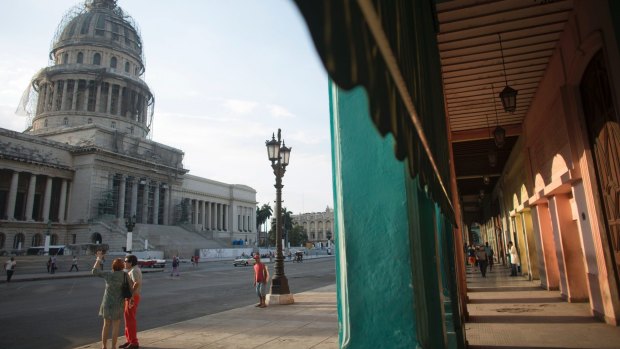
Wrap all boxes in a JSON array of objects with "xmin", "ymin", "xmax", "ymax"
[{"xmin": 435, "ymin": 0, "xmax": 574, "ymax": 223}]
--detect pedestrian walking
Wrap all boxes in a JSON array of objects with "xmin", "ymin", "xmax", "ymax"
[
  {"xmin": 476, "ymin": 246, "xmax": 488, "ymax": 277},
  {"xmin": 170, "ymin": 256, "xmax": 180, "ymax": 277},
  {"xmin": 4, "ymin": 257, "xmax": 16, "ymax": 282},
  {"xmin": 253, "ymin": 254, "xmax": 270, "ymax": 308},
  {"xmin": 120, "ymin": 254, "xmax": 142, "ymax": 349},
  {"xmin": 485, "ymin": 242, "xmax": 494, "ymax": 271},
  {"xmin": 92, "ymin": 251, "xmax": 125, "ymax": 349},
  {"xmin": 70, "ymin": 256, "xmax": 79, "ymax": 272},
  {"xmin": 46, "ymin": 257, "xmax": 51, "ymax": 273},
  {"xmin": 508, "ymin": 241, "xmax": 520, "ymax": 276},
  {"xmin": 50, "ymin": 256, "xmax": 57, "ymax": 274}
]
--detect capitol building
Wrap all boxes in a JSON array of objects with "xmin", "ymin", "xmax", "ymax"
[{"xmin": 0, "ymin": 0, "xmax": 257, "ymax": 257}]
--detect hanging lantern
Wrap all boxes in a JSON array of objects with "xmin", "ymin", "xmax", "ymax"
[
  {"xmin": 493, "ymin": 126, "xmax": 506, "ymax": 148},
  {"xmin": 499, "ymin": 85, "xmax": 517, "ymax": 113}
]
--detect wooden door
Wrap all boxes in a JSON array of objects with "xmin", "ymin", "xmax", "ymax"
[{"xmin": 580, "ymin": 50, "xmax": 620, "ymax": 291}]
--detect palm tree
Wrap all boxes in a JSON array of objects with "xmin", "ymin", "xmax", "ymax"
[{"xmin": 256, "ymin": 203, "xmax": 273, "ymax": 246}]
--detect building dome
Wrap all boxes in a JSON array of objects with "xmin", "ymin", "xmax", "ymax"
[
  {"xmin": 23, "ymin": 0, "xmax": 155, "ymax": 141},
  {"xmin": 51, "ymin": 0, "xmax": 144, "ymax": 71}
]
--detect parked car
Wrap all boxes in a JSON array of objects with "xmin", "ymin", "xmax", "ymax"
[
  {"xmin": 138, "ymin": 258, "xmax": 166, "ymax": 268},
  {"xmin": 233, "ymin": 257, "xmax": 256, "ymax": 267}
]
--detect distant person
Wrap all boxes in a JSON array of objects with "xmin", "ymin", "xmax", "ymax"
[
  {"xmin": 47, "ymin": 257, "xmax": 51, "ymax": 273},
  {"xmin": 119, "ymin": 254, "xmax": 142, "ymax": 349},
  {"xmin": 253, "ymin": 254, "xmax": 270, "ymax": 308},
  {"xmin": 475, "ymin": 246, "xmax": 488, "ymax": 277},
  {"xmin": 467, "ymin": 245, "xmax": 476, "ymax": 267},
  {"xmin": 50, "ymin": 256, "xmax": 57, "ymax": 274},
  {"xmin": 190, "ymin": 255, "xmax": 196, "ymax": 267},
  {"xmin": 92, "ymin": 251, "xmax": 125, "ymax": 349},
  {"xmin": 485, "ymin": 242, "xmax": 494, "ymax": 272},
  {"xmin": 4, "ymin": 257, "xmax": 16, "ymax": 282},
  {"xmin": 170, "ymin": 256, "xmax": 180, "ymax": 277},
  {"xmin": 70, "ymin": 256, "xmax": 79, "ymax": 272},
  {"xmin": 508, "ymin": 241, "xmax": 520, "ymax": 277}
]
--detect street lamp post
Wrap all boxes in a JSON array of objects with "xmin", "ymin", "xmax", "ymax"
[
  {"xmin": 44, "ymin": 220, "xmax": 52, "ymax": 256},
  {"xmin": 125, "ymin": 215, "xmax": 136, "ymax": 254},
  {"xmin": 265, "ymin": 129, "xmax": 294, "ymax": 304}
]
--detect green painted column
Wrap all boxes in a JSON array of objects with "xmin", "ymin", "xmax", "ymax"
[
  {"xmin": 330, "ymin": 84, "xmax": 418, "ymax": 348},
  {"xmin": 406, "ymin": 179, "xmax": 447, "ymax": 348}
]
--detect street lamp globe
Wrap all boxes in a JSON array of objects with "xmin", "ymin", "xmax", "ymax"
[
  {"xmin": 266, "ymin": 134, "xmax": 280, "ymax": 162},
  {"xmin": 280, "ymin": 141, "xmax": 291, "ymax": 166}
]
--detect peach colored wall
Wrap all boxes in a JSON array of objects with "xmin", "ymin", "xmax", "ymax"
[
  {"xmin": 516, "ymin": 0, "xmax": 620, "ymax": 324},
  {"xmin": 533, "ymin": 203, "xmax": 561, "ymax": 290}
]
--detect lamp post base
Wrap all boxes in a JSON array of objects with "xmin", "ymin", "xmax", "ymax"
[{"xmin": 266, "ymin": 293, "xmax": 294, "ymax": 305}]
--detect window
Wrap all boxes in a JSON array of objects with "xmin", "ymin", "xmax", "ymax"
[
  {"xmin": 110, "ymin": 56, "xmax": 117, "ymax": 69},
  {"xmin": 13, "ymin": 233, "xmax": 25, "ymax": 250},
  {"xmin": 93, "ymin": 53, "xmax": 101, "ymax": 65},
  {"xmin": 62, "ymin": 53, "xmax": 68, "ymax": 64},
  {"xmin": 111, "ymin": 121, "xmax": 116, "ymax": 129},
  {"xmin": 112, "ymin": 23, "xmax": 119, "ymax": 41},
  {"xmin": 31, "ymin": 233, "xmax": 42, "ymax": 246},
  {"xmin": 0, "ymin": 233, "xmax": 5, "ymax": 249},
  {"xmin": 50, "ymin": 234, "xmax": 58, "ymax": 245},
  {"xmin": 77, "ymin": 52, "xmax": 83, "ymax": 64},
  {"xmin": 63, "ymin": 117, "xmax": 68, "ymax": 126},
  {"xmin": 80, "ymin": 13, "xmax": 93, "ymax": 35},
  {"xmin": 95, "ymin": 15, "xmax": 105, "ymax": 36},
  {"xmin": 125, "ymin": 61, "xmax": 130, "ymax": 73},
  {"xmin": 72, "ymin": 234, "xmax": 77, "ymax": 244}
]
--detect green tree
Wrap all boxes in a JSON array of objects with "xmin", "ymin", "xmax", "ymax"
[
  {"xmin": 288, "ymin": 224, "xmax": 308, "ymax": 247},
  {"xmin": 268, "ymin": 206, "xmax": 294, "ymax": 246}
]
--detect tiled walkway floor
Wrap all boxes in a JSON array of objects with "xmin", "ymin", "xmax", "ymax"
[{"xmin": 465, "ymin": 264, "xmax": 620, "ymax": 349}]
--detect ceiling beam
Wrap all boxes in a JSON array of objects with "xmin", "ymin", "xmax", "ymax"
[{"xmin": 451, "ymin": 123, "xmax": 522, "ymax": 142}]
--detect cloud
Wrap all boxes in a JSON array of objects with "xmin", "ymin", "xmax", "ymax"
[
  {"xmin": 267, "ymin": 104, "xmax": 295, "ymax": 119},
  {"xmin": 222, "ymin": 99, "xmax": 259, "ymax": 114}
]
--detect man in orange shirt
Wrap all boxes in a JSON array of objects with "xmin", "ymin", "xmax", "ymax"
[{"xmin": 253, "ymin": 254, "xmax": 270, "ymax": 308}]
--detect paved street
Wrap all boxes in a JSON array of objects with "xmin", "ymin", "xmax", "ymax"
[{"xmin": 0, "ymin": 257, "xmax": 335, "ymax": 349}]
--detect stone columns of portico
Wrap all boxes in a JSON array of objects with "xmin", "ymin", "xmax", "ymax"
[
  {"xmin": 60, "ymin": 81, "xmax": 69, "ymax": 111},
  {"xmin": 141, "ymin": 179, "xmax": 149, "ymax": 223},
  {"xmin": 58, "ymin": 179, "xmax": 68, "ymax": 223},
  {"xmin": 42, "ymin": 176, "xmax": 53, "ymax": 222},
  {"xmin": 6, "ymin": 171, "xmax": 20, "ymax": 220},
  {"xmin": 25, "ymin": 173, "xmax": 37, "ymax": 221},
  {"xmin": 201, "ymin": 201, "xmax": 206, "ymax": 228},
  {"xmin": 163, "ymin": 185, "xmax": 170, "ymax": 225},
  {"xmin": 207, "ymin": 202, "xmax": 212, "ymax": 230},
  {"xmin": 153, "ymin": 182, "xmax": 160, "ymax": 225},
  {"xmin": 94, "ymin": 82, "xmax": 102, "ymax": 112},
  {"xmin": 223, "ymin": 205, "xmax": 228, "ymax": 231},
  {"xmin": 193, "ymin": 199, "xmax": 199, "ymax": 225},
  {"xmin": 217, "ymin": 204, "xmax": 222, "ymax": 231},
  {"xmin": 118, "ymin": 175, "xmax": 126, "ymax": 219},
  {"xmin": 130, "ymin": 177, "xmax": 138, "ymax": 218}
]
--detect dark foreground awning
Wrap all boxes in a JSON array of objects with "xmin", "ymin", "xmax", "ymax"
[{"xmin": 294, "ymin": 0, "xmax": 456, "ymax": 224}]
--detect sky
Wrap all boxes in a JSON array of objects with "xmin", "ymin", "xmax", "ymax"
[{"xmin": 0, "ymin": 0, "xmax": 334, "ymax": 215}]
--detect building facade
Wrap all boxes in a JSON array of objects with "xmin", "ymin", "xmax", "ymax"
[
  {"xmin": 0, "ymin": 0, "xmax": 256, "ymax": 256},
  {"xmin": 291, "ymin": 206, "xmax": 334, "ymax": 243}
]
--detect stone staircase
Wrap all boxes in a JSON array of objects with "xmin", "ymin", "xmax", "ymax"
[{"xmin": 132, "ymin": 224, "xmax": 230, "ymax": 258}]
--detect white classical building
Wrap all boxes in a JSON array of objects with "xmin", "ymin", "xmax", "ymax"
[
  {"xmin": 291, "ymin": 206, "xmax": 334, "ymax": 244},
  {"xmin": 0, "ymin": 0, "xmax": 256, "ymax": 257}
]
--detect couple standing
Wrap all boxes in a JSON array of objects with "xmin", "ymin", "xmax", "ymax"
[{"xmin": 92, "ymin": 251, "xmax": 142, "ymax": 349}]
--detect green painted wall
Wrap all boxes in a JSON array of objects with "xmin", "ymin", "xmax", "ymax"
[{"xmin": 330, "ymin": 84, "xmax": 418, "ymax": 348}]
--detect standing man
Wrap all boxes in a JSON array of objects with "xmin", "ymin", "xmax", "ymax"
[
  {"xmin": 69, "ymin": 256, "xmax": 79, "ymax": 272},
  {"xmin": 120, "ymin": 255, "xmax": 142, "ymax": 349},
  {"xmin": 253, "ymin": 254, "xmax": 270, "ymax": 308},
  {"xmin": 50, "ymin": 255, "xmax": 57, "ymax": 274},
  {"xmin": 4, "ymin": 257, "xmax": 16, "ymax": 282},
  {"xmin": 475, "ymin": 246, "xmax": 488, "ymax": 277},
  {"xmin": 508, "ymin": 241, "xmax": 520, "ymax": 277}
]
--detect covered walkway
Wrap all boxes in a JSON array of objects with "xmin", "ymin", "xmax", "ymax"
[{"xmin": 465, "ymin": 265, "xmax": 620, "ymax": 348}]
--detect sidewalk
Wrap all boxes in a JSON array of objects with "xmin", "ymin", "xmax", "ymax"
[
  {"xmin": 75, "ymin": 284, "xmax": 338, "ymax": 349},
  {"xmin": 465, "ymin": 264, "xmax": 620, "ymax": 348}
]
